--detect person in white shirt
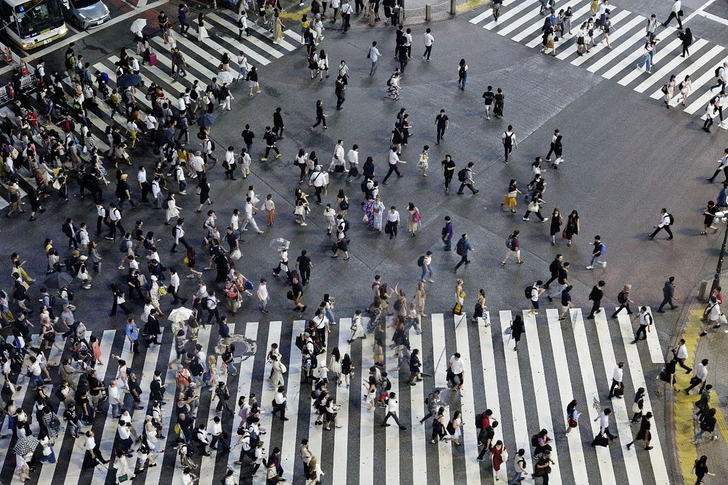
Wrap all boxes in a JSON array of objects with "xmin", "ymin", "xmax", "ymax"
[
  {"xmin": 385, "ymin": 147, "xmax": 406, "ymax": 186},
  {"xmin": 685, "ymin": 359, "xmax": 709, "ymax": 394},
  {"xmin": 175, "ymin": 165, "xmax": 187, "ymax": 195},
  {"xmin": 83, "ymin": 430, "xmax": 108, "ymax": 467},
  {"xmin": 448, "ymin": 353, "xmax": 465, "ymax": 393},
  {"xmin": 230, "ymin": 209, "xmax": 241, "ymax": 232},
  {"xmin": 345, "ymin": 144, "xmax": 359, "ymax": 183},
  {"xmin": 594, "ymin": 408, "xmax": 616, "ymax": 440},
  {"xmin": 329, "ymin": 139, "xmax": 345, "ymax": 172},
  {"xmin": 182, "ymin": 467, "xmax": 198, "ymax": 485},
  {"xmin": 368, "ymin": 41, "xmax": 381, "ymax": 75},
  {"xmin": 648, "ymin": 208, "xmax": 674, "ymax": 240},
  {"xmin": 223, "ymin": 146, "xmax": 237, "ymax": 180},
  {"xmin": 117, "ymin": 419, "xmax": 133, "ymax": 454},
  {"xmin": 423, "ymin": 28, "xmax": 434, "ymax": 60},
  {"xmin": 209, "ymin": 416, "xmax": 224, "ymax": 450},
  {"xmin": 106, "ymin": 203, "xmax": 125, "ymax": 241},
  {"xmin": 663, "ymin": 0, "xmax": 682, "ymax": 30},
  {"xmin": 608, "ymin": 362, "xmax": 625, "ymax": 398},
  {"xmin": 257, "ymin": 278, "xmax": 269, "ymax": 314},
  {"xmin": 672, "ymin": 338, "xmax": 692, "ymax": 373},
  {"xmin": 108, "ymin": 380, "xmax": 123, "ymax": 418},
  {"xmin": 631, "ymin": 306, "xmax": 653, "ymax": 343},
  {"xmin": 381, "ymin": 391, "xmax": 406, "ymax": 429},
  {"xmin": 386, "ymin": 206, "xmax": 400, "ymax": 239},
  {"xmin": 272, "ymin": 386, "xmax": 289, "ymax": 421},
  {"xmin": 196, "ymin": 424, "xmax": 211, "ymax": 456},
  {"xmin": 242, "ymin": 197, "xmax": 264, "ymax": 234},
  {"xmin": 78, "ymin": 223, "xmax": 90, "ymax": 249}
]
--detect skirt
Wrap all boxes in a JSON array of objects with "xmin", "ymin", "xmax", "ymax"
[{"xmin": 503, "ymin": 195, "xmax": 517, "ymax": 207}]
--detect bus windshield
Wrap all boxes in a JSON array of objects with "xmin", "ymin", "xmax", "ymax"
[{"xmin": 14, "ymin": 0, "xmax": 62, "ymax": 37}]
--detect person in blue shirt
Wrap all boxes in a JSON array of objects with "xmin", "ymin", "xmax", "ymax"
[
  {"xmin": 442, "ymin": 216, "xmax": 453, "ymax": 251},
  {"xmin": 178, "ymin": 4, "xmax": 190, "ymax": 35}
]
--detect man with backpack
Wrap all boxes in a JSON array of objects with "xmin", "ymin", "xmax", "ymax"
[
  {"xmin": 456, "ymin": 162, "xmax": 479, "ymax": 195},
  {"xmin": 586, "ymin": 234, "xmax": 606, "ymax": 269},
  {"xmin": 454, "ymin": 234, "xmax": 473, "ymax": 271},
  {"xmin": 648, "ymin": 208, "xmax": 674, "ymax": 240},
  {"xmin": 501, "ymin": 230, "xmax": 522, "ymax": 266},
  {"xmin": 612, "ymin": 284, "xmax": 634, "ymax": 318}
]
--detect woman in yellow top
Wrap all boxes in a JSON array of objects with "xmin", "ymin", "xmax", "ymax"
[
  {"xmin": 274, "ymin": 11, "xmax": 285, "ymax": 44},
  {"xmin": 300, "ymin": 14, "xmax": 309, "ymax": 43}
]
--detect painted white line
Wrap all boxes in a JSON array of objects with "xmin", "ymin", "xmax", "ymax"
[
  {"xmin": 384, "ymin": 316, "xmax": 400, "ymax": 485},
  {"xmin": 643, "ymin": 307, "xmax": 665, "ymax": 363},
  {"xmin": 570, "ymin": 309, "xmax": 617, "ymax": 485},
  {"xmin": 602, "ymin": 26, "xmax": 677, "ymax": 79},
  {"xmin": 431, "ymin": 312, "xmax": 454, "ymax": 483},
  {"xmin": 453, "ymin": 315, "xmax": 484, "ymax": 483},
  {"xmin": 634, "ymin": 39, "xmax": 709, "ymax": 93},
  {"xmin": 283, "ymin": 29, "xmax": 305, "ymax": 45},
  {"xmin": 684, "ymin": 0, "xmax": 720, "ymax": 24},
  {"xmin": 657, "ymin": 46, "xmax": 725, "ymax": 103},
  {"xmin": 588, "ymin": 28, "xmax": 648, "ymax": 73},
  {"xmin": 477, "ymin": 313, "xmax": 506, "ymax": 482},
  {"xmin": 545, "ymin": 309, "xmax": 590, "ymax": 483},
  {"xmin": 570, "ymin": 13, "xmax": 641, "ymax": 66},
  {"xmin": 218, "ymin": 9, "xmax": 296, "ymax": 52},
  {"xmin": 206, "ymin": 13, "xmax": 277, "ymax": 65},
  {"xmin": 522, "ymin": 311, "xmax": 562, "ymax": 485},
  {"xmin": 332, "ymin": 319, "xmax": 351, "ymax": 483},
  {"xmin": 696, "ymin": 10, "xmax": 728, "ymax": 27},
  {"xmin": 154, "ymin": 36, "xmax": 216, "ymax": 80},
  {"xmin": 684, "ymin": 55, "xmax": 728, "ymax": 114},
  {"xmin": 617, "ymin": 36, "xmax": 682, "ymax": 86},
  {"xmin": 616, "ymin": 314, "xmax": 671, "ymax": 485},
  {"xmin": 500, "ymin": 0, "xmax": 552, "ymax": 37},
  {"xmin": 408, "ymin": 318, "xmax": 428, "ymax": 485},
  {"xmin": 278, "ymin": 320, "xmax": 303, "ymax": 481},
  {"xmin": 499, "ymin": 310, "xmax": 533, "ymax": 485},
  {"xmin": 594, "ymin": 310, "xmax": 644, "ymax": 485},
  {"xmin": 529, "ymin": 2, "xmax": 603, "ymax": 49},
  {"xmin": 484, "ymin": 0, "xmax": 539, "ymax": 31},
  {"xmin": 359, "ymin": 317, "xmax": 374, "ymax": 485},
  {"xmin": 207, "ymin": 13, "xmax": 282, "ymax": 59}
]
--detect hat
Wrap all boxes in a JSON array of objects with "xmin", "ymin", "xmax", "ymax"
[
  {"xmin": 151, "ymin": 275, "xmax": 158, "ymax": 281},
  {"xmin": 303, "ymin": 332, "xmax": 310, "ymax": 338}
]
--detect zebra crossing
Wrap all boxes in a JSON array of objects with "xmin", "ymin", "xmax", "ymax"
[
  {"xmin": 469, "ymin": 0, "xmax": 728, "ymax": 130},
  {"xmin": 0, "ymin": 305, "xmax": 675, "ymax": 485}
]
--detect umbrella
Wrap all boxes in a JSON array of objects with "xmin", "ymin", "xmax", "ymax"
[
  {"xmin": 196, "ymin": 113, "xmax": 217, "ymax": 128},
  {"xmin": 217, "ymin": 71, "xmax": 235, "ymax": 85},
  {"xmin": 130, "ymin": 19, "xmax": 146, "ymax": 35},
  {"xmin": 117, "ymin": 73, "xmax": 142, "ymax": 89},
  {"xmin": 269, "ymin": 238, "xmax": 290, "ymax": 250},
  {"xmin": 14, "ymin": 435, "xmax": 39, "ymax": 456},
  {"xmin": 43, "ymin": 272, "xmax": 73, "ymax": 289},
  {"xmin": 168, "ymin": 307, "xmax": 194, "ymax": 324}
]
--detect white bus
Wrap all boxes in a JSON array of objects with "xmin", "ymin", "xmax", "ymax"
[{"xmin": 0, "ymin": 0, "xmax": 68, "ymax": 50}]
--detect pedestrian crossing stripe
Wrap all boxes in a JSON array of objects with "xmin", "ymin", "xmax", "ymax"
[
  {"xmin": 1, "ymin": 308, "xmax": 675, "ymax": 485},
  {"xmin": 469, "ymin": 0, "xmax": 728, "ymax": 130}
]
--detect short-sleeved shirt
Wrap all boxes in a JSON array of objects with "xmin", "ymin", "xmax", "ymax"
[
  {"xmin": 449, "ymin": 356, "xmax": 464, "ymax": 374},
  {"xmin": 297, "ymin": 255, "xmax": 311, "ymax": 269},
  {"xmin": 435, "ymin": 114, "xmax": 448, "ymax": 128}
]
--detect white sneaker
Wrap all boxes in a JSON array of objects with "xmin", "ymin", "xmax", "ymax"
[
  {"xmin": 300, "ymin": 223, "xmax": 308, "ymax": 226},
  {"xmin": 601, "ymin": 262, "xmax": 607, "ymax": 268},
  {"xmin": 542, "ymin": 218, "xmax": 549, "ymax": 223},
  {"xmin": 586, "ymin": 265, "xmax": 594, "ymax": 270}
]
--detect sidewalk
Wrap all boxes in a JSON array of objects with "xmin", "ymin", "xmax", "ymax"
[{"xmin": 670, "ymin": 305, "xmax": 728, "ymax": 484}]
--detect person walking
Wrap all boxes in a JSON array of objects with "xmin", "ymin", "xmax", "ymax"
[
  {"xmin": 685, "ymin": 359, "xmax": 709, "ymax": 394},
  {"xmin": 607, "ymin": 362, "xmax": 625, "ymax": 400},
  {"xmin": 706, "ymin": 148, "xmax": 728, "ymax": 183},
  {"xmin": 420, "ymin": 251, "xmax": 434, "ymax": 282},
  {"xmin": 382, "ymin": 146, "xmax": 405, "ymax": 185},
  {"xmin": 626, "ymin": 412, "xmax": 654, "ymax": 451},
  {"xmin": 502, "ymin": 125, "xmax": 517, "ymax": 163},
  {"xmin": 385, "ymin": 206, "xmax": 400, "ymax": 239},
  {"xmin": 435, "ymin": 109, "xmax": 449, "ymax": 145},
  {"xmin": 508, "ymin": 449, "xmax": 528, "ymax": 485},
  {"xmin": 311, "ymin": 100, "xmax": 328, "ymax": 130},
  {"xmin": 442, "ymin": 216, "xmax": 453, "ymax": 251},
  {"xmin": 566, "ymin": 400, "xmax": 581, "ymax": 434},
  {"xmin": 611, "ymin": 284, "xmax": 634, "ymax": 318},
  {"xmin": 700, "ymin": 295, "xmax": 722, "ymax": 336},
  {"xmin": 528, "ymin": 281, "xmax": 544, "ymax": 316},
  {"xmin": 547, "ymin": 262, "xmax": 570, "ymax": 301},
  {"xmin": 709, "ymin": 61, "xmax": 727, "ymax": 95},
  {"xmin": 454, "ymin": 234, "xmax": 473, "ymax": 271},
  {"xmin": 545, "ymin": 129, "xmax": 564, "ymax": 167},
  {"xmin": 368, "ymin": 41, "xmax": 381, "ymax": 75},
  {"xmin": 335, "ymin": 76, "xmax": 346, "ymax": 110},
  {"xmin": 648, "ymin": 208, "xmax": 674, "ymax": 240},
  {"xmin": 656, "ymin": 360, "xmax": 678, "ymax": 395},
  {"xmin": 510, "ymin": 314, "xmax": 525, "ymax": 350},
  {"xmin": 441, "ymin": 154, "xmax": 456, "ymax": 194},
  {"xmin": 381, "ymin": 392, "xmax": 406, "ymax": 429},
  {"xmin": 586, "ymin": 235, "xmax": 606, "ymax": 269},
  {"xmin": 593, "ymin": 408, "xmax": 617, "ymax": 442},
  {"xmin": 456, "ymin": 162, "xmax": 479, "ymax": 195},
  {"xmin": 457, "ymin": 59, "xmax": 468, "ymax": 90},
  {"xmin": 423, "ymin": 28, "xmax": 434, "ymax": 60},
  {"xmin": 672, "ymin": 338, "xmax": 692, "ymax": 373},
  {"xmin": 544, "ymin": 254, "xmax": 563, "ymax": 289},
  {"xmin": 261, "ymin": 127, "xmax": 281, "ymax": 160},
  {"xmin": 630, "ymin": 388, "xmax": 646, "ymax": 423},
  {"xmin": 692, "ymin": 455, "xmax": 716, "ymax": 483},
  {"xmin": 663, "ymin": 0, "xmax": 683, "ymax": 29},
  {"xmin": 657, "ymin": 276, "xmax": 679, "ymax": 312},
  {"xmin": 631, "ymin": 306, "xmax": 653, "ymax": 343},
  {"xmin": 448, "ymin": 352, "xmax": 465, "ymax": 394},
  {"xmin": 586, "ymin": 280, "xmax": 605, "ymax": 320},
  {"xmin": 501, "ymin": 230, "xmax": 522, "ymax": 265}
]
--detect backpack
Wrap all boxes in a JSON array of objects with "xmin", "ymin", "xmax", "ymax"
[
  {"xmin": 387, "ymin": 76, "xmax": 394, "ymax": 87},
  {"xmin": 457, "ymin": 168, "xmax": 468, "ymax": 182},
  {"xmin": 599, "ymin": 243, "xmax": 606, "ymax": 254},
  {"xmin": 341, "ymin": 219, "xmax": 350, "ymax": 233},
  {"xmin": 525, "ymin": 286, "xmax": 534, "ymax": 299},
  {"xmin": 716, "ymin": 67, "xmax": 722, "ymax": 78},
  {"xmin": 506, "ymin": 235, "xmax": 515, "ymax": 250},
  {"xmin": 210, "ymin": 140, "xmax": 216, "ymax": 151},
  {"xmin": 668, "ymin": 213, "xmax": 674, "ymax": 225},
  {"xmin": 119, "ymin": 239, "xmax": 130, "ymax": 253},
  {"xmin": 456, "ymin": 239, "xmax": 466, "ymax": 256},
  {"xmin": 238, "ymin": 17, "xmax": 245, "ymax": 28},
  {"xmin": 162, "ymin": 197, "xmax": 170, "ymax": 210},
  {"xmin": 295, "ymin": 334, "xmax": 304, "ymax": 350},
  {"xmin": 531, "ymin": 433, "xmax": 540, "ymax": 448},
  {"xmin": 67, "ymin": 290, "xmax": 74, "ymax": 301},
  {"xmin": 475, "ymin": 411, "xmax": 488, "ymax": 428},
  {"xmin": 617, "ymin": 291, "xmax": 627, "ymax": 304},
  {"xmin": 312, "ymin": 341, "xmax": 322, "ymax": 356},
  {"xmin": 417, "ymin": 255, "xmax": 425, "ymax": 267}
]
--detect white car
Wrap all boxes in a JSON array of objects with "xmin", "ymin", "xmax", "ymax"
[{"xmin": 63, "ymin": 0, "xmax": 110, "ymax": 30}]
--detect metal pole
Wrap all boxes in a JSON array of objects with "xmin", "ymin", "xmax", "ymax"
[
  {"xmin": 425, "ymin": 4, "xmax": 431, "ymax": 21},
  {"xmin": 450, "ymin": 0, "xmax": 456, "ymax": 16},
  {"xmin": 711, "ymin": 222, "xmax": 728, "ymax": 290}
]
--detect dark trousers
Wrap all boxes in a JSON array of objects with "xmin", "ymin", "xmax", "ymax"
[
  {"xmin": 523, "ymin": 209, "xmax": 545, "ymax": 221},
  {"xmin": 300, "ymin": 267, "xmax": 311, "ymax": 285},
  {"xmin": 312, "ymin": 116, "xmax": 327, "ymax": 128},
  {"xmin": 171, "ymin": 286, "xmax": 186, "ymax": 303},
  {"xmin": 271, "ymin": 401, "xmax": 286, "ymax": 419},
  {"xmin": 315, "ymin": 186, "xmax": 323, "ymax": 204},
  {"xmin": 96, "ymin": 216, "xmax": 104, "ymax": 235},
  {"xmin": 382, "ymin": 411, "xmax": 402, "ymax": 427},
  {"xmin": 454, "ymin": 254, "xmax": 469, "ymax": 270},
  {"xmin": 207, "ymin": 307, "xmax": 221, "ymax": 324},
  {"xmin": 180, "ymin": 20, "xmax": 190, "ymax": 34},
  {"xmin": 587, "ymin": 300, "xmax": 602, "ymax": 318},
  {"xmin": 382, "ymin": 163, "xmax": 401, "ymax": 183},
  {"xmin": 336, "ymin": 94, "xmax": 345, "ymax": 109},
  {"xmin": 343, "ymin": 13, "xmax": 351, "ymax": 31},
  {"xmin": 707, "ymin": 166, "xmax": 728, "ymax": 182},
  {"xmin": 673, "ymin": 357, "xmax": 692, "ymax": 373},
  {"xmin": 634, "ymin": 324, "xmax": 648, "ymax": 341},
  {"xmin": 436, "ymin": 126, "xmax": 446, "ymax": 143},
  {"xmin": 649, "ymin": 225, "xmax": 673, "ymax": 239},
  {"xmin": 504, "ymin": 145, "xmax": 513, "ymax": 162},
  {"xmin": 608, "ymin": 379, "xmax": 622, "ymax": 398},
  {"xmin": 664, "ymin": 11, "xmax": 682, "ymax": 29},
  {"xmin": 457, "ymin": 182, "xmax": 477, "ymax": 194},
  {"xmin": 444, "ymin": 174, "xmax": 453, "ymax": 192},
  {"xmin": 685, "ymin": 378, "xmax": 705, "ymax": 393},
  {"xmin": 658, "ymin": 296, "xmax": 677, "ymax": 311},
  {"xmin": 611, "ymin": 303, "xmax": 632, "ymax": 318},
  {"xmin": 386, "ymin": 221, "xmax": 398, "ymax": 238},
  {"xmin": 264, "ymin": 145, "xmax": 280, "ymax": 158},
  {"xmin": 424, "ymin": 45, "xmax": 432, "ymax": 60},
  {"xmin": 171, "ymin": 236, "xmax": 192, "ymax": 252},
  {"xmin": 544, "ymin": 273, "xmax": 558, "ymax": 288}
]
